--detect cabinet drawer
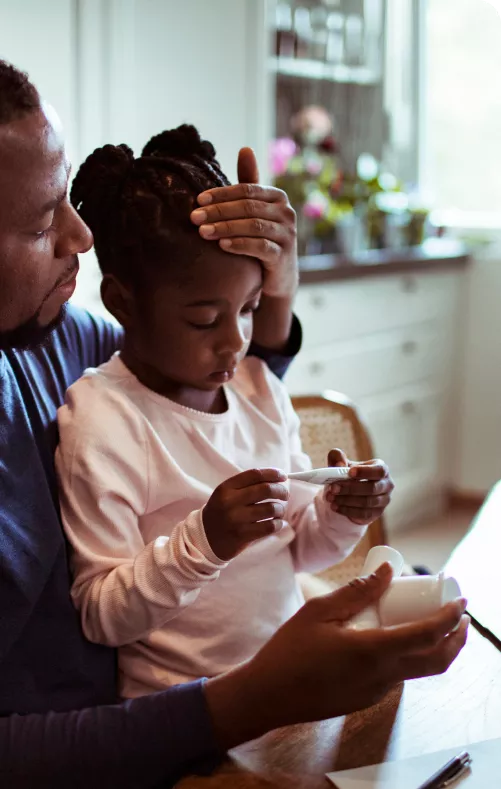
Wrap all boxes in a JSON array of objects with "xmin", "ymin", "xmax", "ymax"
[
  {"xmin": 285, "ymin": 322, "xmax": 450, "ymax": 399},
  {"xmin": 385, "ymin": 471, "xmax": 445, "ymax": 533},
  {"xmin": 296, "ymin": 271, "xmax": 461, "ymax": 349},
  {"xmin": 359, "ymin": 385, "xmax": 442, "ymax": 480}
]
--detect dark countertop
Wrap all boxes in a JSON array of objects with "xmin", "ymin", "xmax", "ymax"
[{"xmin": 298, "ymin": 238, "xmax": 471, "ymax": 285}]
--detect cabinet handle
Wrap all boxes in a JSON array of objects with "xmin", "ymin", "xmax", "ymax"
[
  {"xmin": 401, "ymin": 401, "xmax": 417, "ymax": 415},
  {"xmin": 309, "ymin": 362, "xmax": 325, "ymax": 376},
  {"xmin": 401, "ymin": 275, "xmax": 418, "ymax": 293},
  {"xmin": 311, "ymin": 295, "xmax": 326, "ymax": 308},
  {"xmin": 402, "ymin": 340, "xmax": 418, "ymax": 355}
]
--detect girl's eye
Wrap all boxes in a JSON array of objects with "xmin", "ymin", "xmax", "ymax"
[{"xmin": 189, "ymin": 318, "xmax": 219, "ymax": 330}]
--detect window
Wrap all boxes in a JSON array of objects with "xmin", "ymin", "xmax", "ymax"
[{"xmin": 424, "ymin": 0, "xmax": 501, "ymax": 224}]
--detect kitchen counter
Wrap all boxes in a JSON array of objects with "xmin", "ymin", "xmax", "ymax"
[{"xmin": 298, "ymin": 238, "xmax": 470, "ymax": 284}]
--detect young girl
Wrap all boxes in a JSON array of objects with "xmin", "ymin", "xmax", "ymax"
[{"xmin": 56, "ymin": 126, "xmax": 371, "ymax": 699}]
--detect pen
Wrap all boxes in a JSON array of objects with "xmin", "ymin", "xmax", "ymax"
[{"xmin": 416, "ymin": 751, "xmax": 472, "ymax": 789}]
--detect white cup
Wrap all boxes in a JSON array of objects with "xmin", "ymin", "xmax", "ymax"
[
  {"xmin": 378, "ymin": 572, "xmax": 461, "ymax": 627},
  {"xmin": 349, "ymin": 546, "xmax": 405, "ymax": 630},
  {"xmin": 348, "ymin": 546, "xmax": 461, "ymax": 630},
  {"xmin": 361, "ymin": 545, "xmax": 405, "ymax": 578}
]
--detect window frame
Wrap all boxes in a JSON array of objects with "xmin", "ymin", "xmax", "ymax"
[{"xmin": 416, "ymin": 0, "xmax": 501, "ymax": 237}]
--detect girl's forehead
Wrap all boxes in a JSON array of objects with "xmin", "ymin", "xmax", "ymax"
[{"xmin": 152, "ymin": 250, "xmax": 262, "ymax": 304}]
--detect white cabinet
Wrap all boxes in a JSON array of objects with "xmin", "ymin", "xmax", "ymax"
[{"xmin": 285, "ymin": 269, "xmax": 465, "ymax": 532}]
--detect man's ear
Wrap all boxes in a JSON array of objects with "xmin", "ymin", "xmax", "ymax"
[{"xmin": 100, "ymin": 274, "xmax": 135, "ymax": 328}]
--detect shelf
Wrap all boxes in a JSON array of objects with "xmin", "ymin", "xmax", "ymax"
[
  {"xmin": 270, "ymin": 56, "xmax": 381, "ymax": 85},
  {"xmin": 298, "ymin": 239, "xmax": 471, "ymax": 284}
]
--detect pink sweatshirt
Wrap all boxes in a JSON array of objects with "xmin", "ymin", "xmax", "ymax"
[{"xmin": 56, "ymin": 354, "xmax": 366, "ymax": 698}]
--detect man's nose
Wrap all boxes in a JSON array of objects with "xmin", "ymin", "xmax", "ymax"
[{"xmin": 55, "ymin": 203, "xmax": 94, "ymax": 258}]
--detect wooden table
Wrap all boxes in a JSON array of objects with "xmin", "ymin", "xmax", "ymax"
[
  {"xmin": 177, "ymin": 627, "xmax": 501, "ymax": 788},
  {"xmin": 445, "ymin": 482, "xmax": 501, "ymax": 644}
]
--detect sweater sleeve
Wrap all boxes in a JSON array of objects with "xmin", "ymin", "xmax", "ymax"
[
  {"xmin": 0, "ymin": 680, "xmax": 221, "ymax": 789},
  {"xmin": 56, "ymin": 378, "xmax": 228, "ymax": 648},
  {"xmin": 279, "ymin": 383, "xmax": 368, "ymax": 574},
  {"xmin": 247, "ymin": 314, "xmax": 302, "ymax": 380}
]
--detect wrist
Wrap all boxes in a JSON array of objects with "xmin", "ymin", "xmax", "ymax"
[
  {"xmin": 203, "ymin": 660, "xmax": 281, "ymax": 750},
  {"xmin": 191, "ymin": 508, "xmax": 230, "ymax": 566},
  {"xmin": 262, "ymin": 266, "xmax": 299, "ymax": 302},
  {"xmin": 252, "ymin": 294, "xmax": 295, "ymax": 353}
]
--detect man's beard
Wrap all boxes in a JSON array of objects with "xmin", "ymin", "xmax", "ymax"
[{"xmin": 0, "ymin": 303, "xmax": 67, "ymax": 352}]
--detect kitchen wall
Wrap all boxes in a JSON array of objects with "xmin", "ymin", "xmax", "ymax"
[
  {"xmin": 0, "ymin": 0, "xmax": 271, "ymax": 314},
  {"xmin": 455, "ymin": 251, "xmax": 501, "ymax": 495},
  {"xmin": 2, "ymin": 0, "xmax": 501, "ymax": 503}
]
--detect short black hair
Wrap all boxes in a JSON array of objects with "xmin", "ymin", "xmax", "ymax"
[
  {"xmin": 0, "ymin": 59, "xmax": 40, "ymax": 124},
  {"xmin": 70, "ymin": 125, "xmax": 231, "ymax": 286}
]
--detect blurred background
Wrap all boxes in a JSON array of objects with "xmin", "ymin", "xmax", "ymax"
[{"xmin": 2, "ymin": 0, "xmax": 501, "ymax": 564}]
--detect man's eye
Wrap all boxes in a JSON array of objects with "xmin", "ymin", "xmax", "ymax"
[{"xmin": 34, "ymin": 223, "xmax": 55, "ymax": 239}]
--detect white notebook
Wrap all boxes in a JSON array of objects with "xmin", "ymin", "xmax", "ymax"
[{"xmin": 326, "ymin": 738, "xmax": 501, "ymax": 788}]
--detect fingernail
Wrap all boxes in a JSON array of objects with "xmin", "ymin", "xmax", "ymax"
[
  {"xmin": 459, "ymin": 597, "xmax": 468, "ymax": 613},
  {"xmin": 200, "ymin": 224, "xmax": 216, "ymax": 238},
  {"xmin": 349, "ymin": 467, "xmax": 358, "ymax": 478},
  {"xmin": 191, "ymin": 209, "xmax": 207, "ymax": 224},
  {"xmin": 330, "ymin": 484, "xmax": 341, "ymax": 494},
  {"xmin": 198, "ymin": 193, "xmax": 213, "ymax": 206},
  {"xmin": 335, "ymin": 461, "xmax": 346, "ymax": 467},
  {"xmin": 220, "ymin": 239, "xmax": 232, "ymax": 249}
]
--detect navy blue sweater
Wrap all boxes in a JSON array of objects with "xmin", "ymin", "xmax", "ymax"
[{"xmin": 0, "ymin": 306, "xmax": 300, "ymax": 788}]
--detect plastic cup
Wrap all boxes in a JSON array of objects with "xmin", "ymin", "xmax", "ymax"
[
  {"xmin": 361, "ymin": 545, "xmax": 405, "ymax": 578},
  {"xmin": 378, "ymin": 572, "xmax": 461, "ymax": 627},
  {"xmin": 348, "ymin": 564, "xmax": 461, "ymax": 631}
]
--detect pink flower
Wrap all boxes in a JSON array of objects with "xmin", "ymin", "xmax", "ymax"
[
  {"xmin": 303, "ymin": 200, "xmax": 326, "ymax": 219},
  {"xmin": 305, "ymin": 157, "xmax": 323, "ymax": 176},
  {"xmin": 269, "ymin": 138, "xmax": 297, "ymax": 177}
]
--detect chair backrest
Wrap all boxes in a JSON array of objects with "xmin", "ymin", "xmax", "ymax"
[{"xmin": 292, "ymin": 390, "xmax": 387, "ymax": 587}]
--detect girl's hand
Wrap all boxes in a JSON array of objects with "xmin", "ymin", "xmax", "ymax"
[
  {"xmin": 325, "ymin": 448, "xmax": 394, "ymax": 525},
  {"xmin": 203, "ymin": 468, "xmax": 289, "ymax": 561}
]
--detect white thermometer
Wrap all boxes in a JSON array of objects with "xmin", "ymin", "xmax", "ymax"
[{"xmin": 288, "ymin": 467, "xmax": 351, "ymax": 484}]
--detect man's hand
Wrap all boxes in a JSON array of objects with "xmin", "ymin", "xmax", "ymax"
[
  {"xmin": 191, "ymin": 147, "xmax": 298, "ymax": 300},
  {"xmin": 204, "ymin": 564, "xmax": 469, "ymax": 750},
  {"xmin": 325, "ymin": 448, "xmax": 394, "ymax": 525},
  {"xmin": 203, "ymin": 468, "xmax": 289, "ymax": 561}
]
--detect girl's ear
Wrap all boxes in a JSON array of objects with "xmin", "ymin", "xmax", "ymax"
[{"xmin": 100, "ymin": 274, "xmax": 136, "ymax": 328}]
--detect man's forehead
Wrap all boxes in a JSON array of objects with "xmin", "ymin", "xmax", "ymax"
[{"xmin": 0, "ymin": 107, "xmax": 68, "ymax": 220}]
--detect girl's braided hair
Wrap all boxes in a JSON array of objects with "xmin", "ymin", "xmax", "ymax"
[{"xmin": 70, "ymin": 124, "xmax": 230, "ymax": 284}]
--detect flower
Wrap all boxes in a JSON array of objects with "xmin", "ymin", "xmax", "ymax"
[
  {"xmin": 303, "ymin": 191, "xmax": 329, "ymax": 219},
  {"xmin": 304, "ymin": 152, "xmax": 323, "ymax": 176},
  {"xmin": 269, "ymin": 137, "xmax": 297, "ymax": 177},
  {"xmin": 291, "ymin": 105, "xmax": 334, "ymax": 146}
]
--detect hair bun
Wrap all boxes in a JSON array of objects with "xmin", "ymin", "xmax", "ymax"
[
  {"xmin": 141, "ymin": 124, "xmax": 217, "ymax": 162},
  {"xmin": 70, "ymin": 143, "xmax": 134, "ymax": 216}
]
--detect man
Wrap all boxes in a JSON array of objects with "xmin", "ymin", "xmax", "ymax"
[{"xmin": 0, "ymin": 60, "xmax": 468, "ymax": 788}]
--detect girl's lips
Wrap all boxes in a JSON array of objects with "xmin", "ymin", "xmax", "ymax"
[{"xmin": 209, "ymin": 367, "xmax": 237, "ymax": 383}]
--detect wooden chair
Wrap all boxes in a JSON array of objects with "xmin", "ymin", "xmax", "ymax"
[{"xmin": 292, "ymin": 391, "xmax": 387, "ymax": 590}]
